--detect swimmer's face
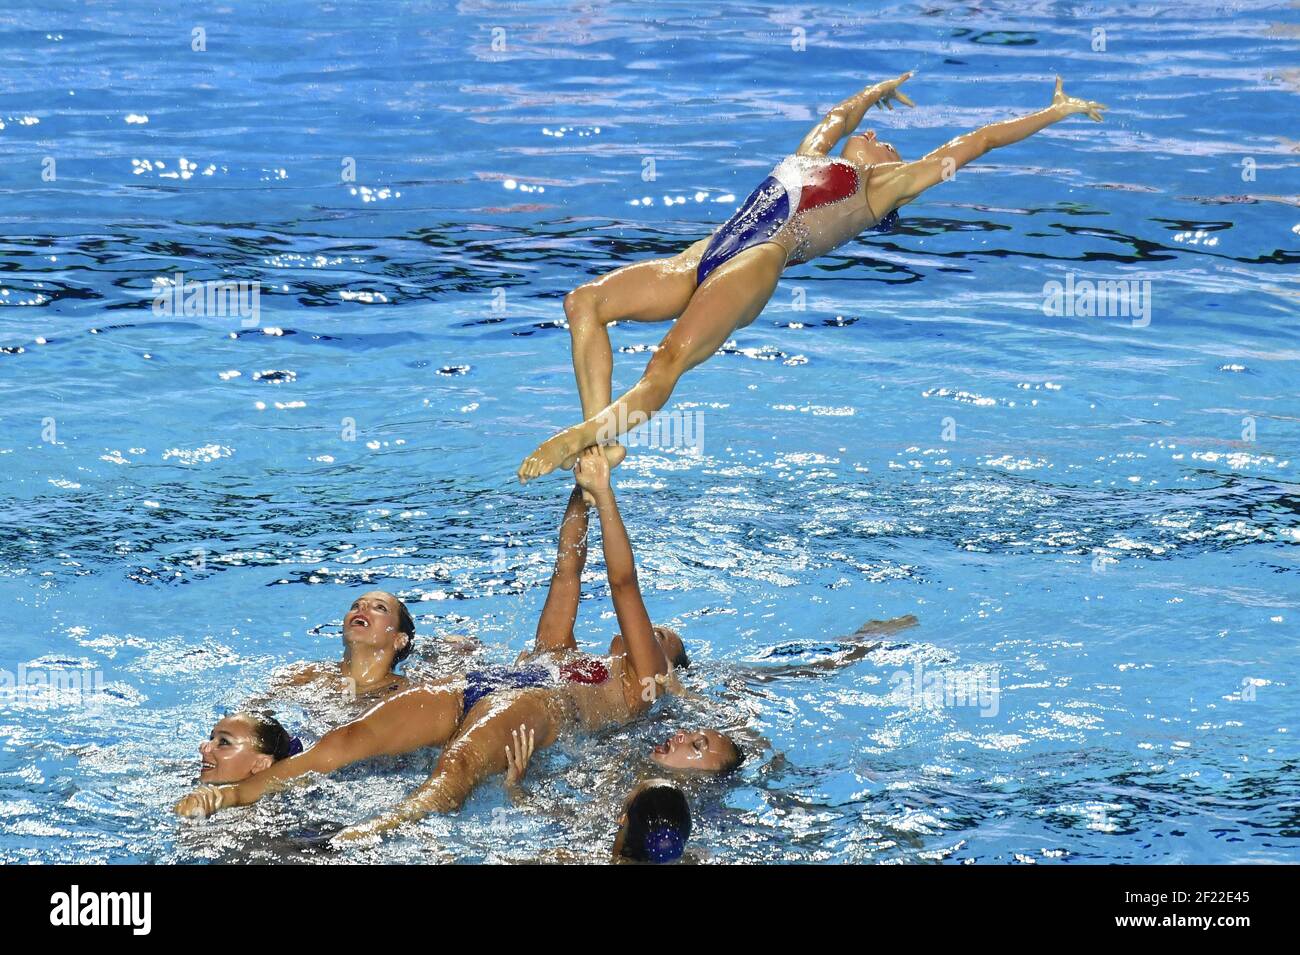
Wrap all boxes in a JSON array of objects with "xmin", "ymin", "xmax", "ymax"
[
  {"xmin": 198, "ymin": 716, "xmax": 274, "ymax": 784},
  {"xmin": 842, "ymin": 130, "xmax": 901, "ymax": 166},
  {"xmin": 343, "ymin": 590, "xmax": 409, "ymax": 660},
  {"xmin": 608, "ymin": 626, "xmax": 685, "ymax": 667},
  {"xmin": 651, "ymin": 728, "xmax": 739, "ymax": 774}
]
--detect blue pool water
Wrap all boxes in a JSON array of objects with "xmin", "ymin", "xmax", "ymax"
[{"xmin": 1, "ymin": 1, "xmax": 1297, "ymax": 864}]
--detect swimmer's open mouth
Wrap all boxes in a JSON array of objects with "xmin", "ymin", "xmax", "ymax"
[
  {"xmin": 346, "ymin": 615, "xmax": 370, "ymax": 630},
  {"xmin": 653, "ymin": 742, "xmax": 670, "ymax": 755},
  {"xmin": 200, "ymin": 760, "xmax": 216, "ymax": 771}
]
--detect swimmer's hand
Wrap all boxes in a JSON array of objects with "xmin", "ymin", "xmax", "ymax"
[
  {"xmin": 504, "ymin": 723, "xmax": 535, "ymax": 797},
  {"xmin": 573, "ymin": 446, "xmax": 611, "ymax": 498},
  {"xmin": 174, "ymin": 784, "xmax": 227, "ymax": 820},
  {"xmin": 874, "ymin": 71, "xmax": 916, "ymax": 111},
  {"xmin": 1051, "ymin": 76, "xmax": 1106, "ymax": 122}
]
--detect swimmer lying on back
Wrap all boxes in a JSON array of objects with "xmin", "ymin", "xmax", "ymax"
[
  {"xmin": 176, "ymin": 448, "xmax": 686, "ymax": 833},
  {"xmin": 262, "ymin": 590, "xmax": 417, "ymax": 707},
  {"xmin": 195, "ymin": 712, "xmax": 301, "ymax": 785}
]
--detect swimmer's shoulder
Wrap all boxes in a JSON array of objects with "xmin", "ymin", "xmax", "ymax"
[{"xmin": 860, "ymin": 160, "xmax": 913, "ymax": 213}]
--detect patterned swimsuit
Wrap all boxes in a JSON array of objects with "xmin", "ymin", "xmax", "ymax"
[{"xmin": 696, "ymin": 155, "xmax": 898, "ymax": 284}]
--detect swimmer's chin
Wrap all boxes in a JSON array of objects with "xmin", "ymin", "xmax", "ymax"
[{"xmin": 197, "ymin": 763, "xmax": 244, "ymax": 785}]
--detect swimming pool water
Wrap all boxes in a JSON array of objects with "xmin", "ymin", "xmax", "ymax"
[{"xmin": 0, "ymin": 0, "xmax": 1297, "ymax": 863}]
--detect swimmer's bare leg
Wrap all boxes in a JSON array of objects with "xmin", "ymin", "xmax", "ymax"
[
  {"xmin": 742, "ymin": 615, "xmax": 920, "ymax": 683},
  {"xmin": 852, "ymin": 614, "xmax": 919, "ymax": 637},
  {"xmin": 175, "ymin": 681, "xmax": 464, "ymax": 818},
  {"xmin": 518, "ymin": 241, "xmax": 786, "ymax": 482},
  {"xmin": 529, "ymin": 485, "xmax": 589, "ymax": 655},
  {"xmin": 337, "ymin": 688, "xmax": 563, "ymax": 839},
  {"xmin": 564, "ymin": 239, "xmax": 708, "ymax": 468}
]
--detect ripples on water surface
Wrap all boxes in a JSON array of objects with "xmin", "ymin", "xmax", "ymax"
[{"xmin": 0, "ymin": 1, "xmax": 1297, "ymax": 863}]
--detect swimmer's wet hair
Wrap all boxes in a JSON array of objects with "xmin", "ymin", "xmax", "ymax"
[
  {"xmin": 655, "ymin": 626, "xmax": 689, "ymax": 669},
  {"xmin": 394, "ymin": 598, "xmax": 415, "ymax": 666},
  {"xmin": 242, "ymin": 712, "xmax": 297, "ymax": 762},
  {"xmin": 720, "ymin": 737, "xmax": 745, "ymax": 774},
  {"xmin": 620, "ymin": 782, "xmax": 691, "ymax": 864}
]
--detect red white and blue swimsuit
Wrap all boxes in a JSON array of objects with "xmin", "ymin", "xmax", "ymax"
[
  {"xmin": 460, "ymin": 656, "xmax": 610, "ymax": 718},
  {"xmin": 696, "ymin": 156, "xmax": 898, "ymax": 284}
]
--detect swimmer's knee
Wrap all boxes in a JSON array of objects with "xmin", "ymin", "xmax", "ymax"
[
  {"xmin": 436, "ymin": 745, "xmax": 472, "ymax": 776},
  {"xmin": 564, "ymin": 286, "xmax": 603, "ymax": 326}
]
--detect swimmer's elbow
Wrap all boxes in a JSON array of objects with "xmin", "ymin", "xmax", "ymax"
[
  {"xmin": 969, "ymin": 131, "xmax": 997, "ymax": 158},
  {"xmin": 607, "ymin": 569, "xmax": 640, "ymax": 593}
]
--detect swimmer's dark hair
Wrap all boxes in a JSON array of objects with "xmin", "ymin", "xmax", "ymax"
[
  {"xmin": 655, "ymin": 626, "xmax": 689, "ymax": 669},
  {"xmin": 620, "ymin": 783, "xmax": 691, "ymax": 864},
  {"xmin": 243, "ymin": 712, "xmax": 294, "ymax": 762},
  {"xmin": 394, "ymin": 598, "xmax": 415, "ymax": 666},
  {"xmin": 720, "ymin": 737, "xmax": 745, "ymax": 774}
]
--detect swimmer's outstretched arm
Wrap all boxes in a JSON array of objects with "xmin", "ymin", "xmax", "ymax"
[
  {"xmin": 173, "ymin": 682, "xmax": 462, "ymax": 819},
  {"xmin": 797, "ymin": 72, "xmax": 915, "ymax": 156},
  {"xmin": 531, "ymin": 485, "xmax": 590, "ymax": 654},
  {"xmin": 574, "ymin": 448, "xmax": 667, "ymax": 698},
  {"xmin": 874, "ymin": 77, "xmax": 1106, "ymax": 213}
]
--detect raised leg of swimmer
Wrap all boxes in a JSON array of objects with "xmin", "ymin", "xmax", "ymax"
[
  {"xmin": 564, "ymin": 242, "xmax": 706, "ymax": 466},
  {"xmin": 519, "ymin": 242, "xmax": 785, "ymax": 482},
  {"xmin": 532, "ymin": 485, "xmax": 590, "ymax": 654}
]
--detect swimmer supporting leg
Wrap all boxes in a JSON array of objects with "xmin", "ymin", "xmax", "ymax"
[
  {"xmin": 530, "ymin": 484, "xmax": 590, "ymax": 654},
  {"xmin": 575, "ymin": 446, "xmax": 670, "ymax": 692},
  {"xmin": 519, "ymin": 241, "xmax": 787, "ymax": 482},
  {"xmin": 174, "ymin": 682, "xmax": 464, "ymax": 818}
]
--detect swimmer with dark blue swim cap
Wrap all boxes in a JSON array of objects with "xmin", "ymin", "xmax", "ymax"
[
  {"xmin": 613, "ymin": 780, "xmax": 693, "ymax": 864},
  {"xmin": 518, "ymin": 74, "xmax": 1107, "ymax": 484}
]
